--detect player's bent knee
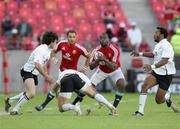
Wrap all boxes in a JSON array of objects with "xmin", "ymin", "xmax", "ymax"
[{"xmin": 155, "ymin": 97, "xmax": 164, "ymax": 104}]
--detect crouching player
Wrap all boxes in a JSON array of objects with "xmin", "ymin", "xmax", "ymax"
[{"xmin": 53, "ymin": 69, "xmax": 117, "ymax": 115}]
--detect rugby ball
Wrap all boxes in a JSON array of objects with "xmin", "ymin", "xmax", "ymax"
[{"xmin": 94, "ymin": 51, "xmax": 105, "ymax": 65}]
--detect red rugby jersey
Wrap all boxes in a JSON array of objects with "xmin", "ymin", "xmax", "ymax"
[
  {"xmin": 92, "ymin": 43, "xmax": 121, "ymax": 73},
  {"xmin": 55, "ymin": 40, "xmax": 89, "ymax": 71}
]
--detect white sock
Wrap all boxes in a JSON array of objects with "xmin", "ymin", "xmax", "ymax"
[
  {"xmin": 165, "ymin": 91, "xmax": 171, "ymax": 101},
  {"xmin": 138, "ymin": 93, "xmax": 147, "ymax": 114},
  {"xmin": 12, "ymin": 94, "xmax": 29, "ymax": 112},
  {"xmin": 62, "ymin": 104, "xmax": 75, "ymax": 111},
  {"xmin": 94, "ymin": 94, "xmax": 113, "ymax": 109},
  {"xmin": 9, "ymin": 92, "xmax": 24, "ymax": 104}
]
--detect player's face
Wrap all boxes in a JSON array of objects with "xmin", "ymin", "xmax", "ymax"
[
  {"xmin": 67, "ymin": 33, "xmax": 76, "ymax": 45},
  {"xmin": 50, "ymin": 39, "xmax": 58, "ymax": 49},
  {"xmin": 99, "ymin": 34, "xmax": 109, "ymax": 47},
  {"xmin": 154, "ymin": 29, "xmax": 161, "ymax": 42}
]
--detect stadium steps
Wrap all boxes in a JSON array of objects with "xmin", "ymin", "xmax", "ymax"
[{"xmin": 118, "ymin": 0, "xmax": 159, "ymax": 49}]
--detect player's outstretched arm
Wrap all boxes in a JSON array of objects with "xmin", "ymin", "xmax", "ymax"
[{"xmin": 130, "ymin": 51, "xmax": 154, "ymax": 58}]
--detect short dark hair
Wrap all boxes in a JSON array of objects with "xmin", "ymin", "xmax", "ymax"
[
  {"xmin": 157, "ymin": 27, "xmax": 168, "ymax": 38},
  {"xmin": 66, "ymin": 30, "xmax": 76, "ymax": 36},
  {"xmin": 42, "ymin": 31, "xmax": 58, "ymax": 45}
]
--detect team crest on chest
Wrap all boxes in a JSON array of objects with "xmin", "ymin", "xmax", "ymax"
[
  {"xmin": 108, "ymin": 53, "xmax": 112, "ymax": 57},
  {"xmin": 72, "ymin": 50, "xmax": 76, "ymax": 54}
]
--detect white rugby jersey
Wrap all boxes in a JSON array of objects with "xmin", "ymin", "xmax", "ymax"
[
  {"xmin": 23, "ymin": 44, "xmax": 52, "ymax": 75},
  {"xmin": 56, "ymin": 69, "xmax": 91, "ymax": 86},
  {"xmin": 153, "ymin": 39, "xmax": 176, "ymax": 75}
]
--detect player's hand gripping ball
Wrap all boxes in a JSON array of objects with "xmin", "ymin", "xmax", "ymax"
[{"xmin": 94, "ymin": 51, "xmax": 105, "ymax": 65}]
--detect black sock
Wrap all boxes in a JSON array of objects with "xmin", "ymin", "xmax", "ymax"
[
  {"xmin": 113, "ymin": 94, "xmax": 123, "ymax": 108},
  {"xmin": 41, "ymin": 92, "xmax": 55, "ymax": 107},
  {"xmin": 72, "ymin": 92, "xmax": 85, "ymax": 105}
]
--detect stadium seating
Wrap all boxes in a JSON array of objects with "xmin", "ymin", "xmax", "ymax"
[
  {"xmin": 0, "ymin": 0, "xmax": 129, "ymax": 50},
  {"xmin": 149, "ymin": 0, "xmax": 178, "ymax": 26}
]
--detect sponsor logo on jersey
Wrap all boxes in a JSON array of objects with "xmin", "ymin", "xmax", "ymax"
[{"xmin": 63, "ymin": 53, "xmax": 71, "ymax": 60}]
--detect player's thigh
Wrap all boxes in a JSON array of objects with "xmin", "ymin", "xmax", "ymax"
[
  {"xmin": 110, "ymin": 68, "xmax": 125, "ymax": 85},
  {"xmin": 90, "ymin": 69, "xmax": 108, "ymax": 86},
  {"xmin": 142, "ymin": 74, "xmax": 157, "ymax": 91}
]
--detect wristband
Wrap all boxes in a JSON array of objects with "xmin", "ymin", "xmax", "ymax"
[
  {"xmin": 151, "ymin": 64, "xmax": 156, "ymax": 69},
  {"xmin": 139, "ymin": 52, "xmax": 143, "ymax": 56}
]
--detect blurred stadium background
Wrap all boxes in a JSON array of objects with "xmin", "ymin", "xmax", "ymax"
[{"xmin": 0, "ymin": 0, "xmax": 180, "ymax": 94}]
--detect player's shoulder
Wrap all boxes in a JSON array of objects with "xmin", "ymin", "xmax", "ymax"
[
  {"xmin": 75, "ymin": 43, "xmax": 87, "ymax": 51},
  {"xmin": 57, "ymin": 40, "xmax": 68, "ymax": 46},
  {"xmin": 110, "ymin": 43, "xmax": 120, "ymax": 49},
  {"xmin": 35, "ymin": 44, "xmax": 46, "ymax": 51}
]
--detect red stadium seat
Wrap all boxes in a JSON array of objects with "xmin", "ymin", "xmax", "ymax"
[
  {"xmin": 64, "ymin": 16, "xmax": 76, "ymax": 29},
  {"xmin": 86, "ymin": 10, "xmax": 99, "ymax": 20},
  {"xmin": 32, "ymin": 1, "xmax": 44, "ymax": 9},
  {"xmin": 0, "ymin": 11, "xmax": 5, "ymax": 22},
  {"xmin": 7, "ymin": 1, "xmax": 18, "ymax": 11},
  {"xmin": 19, "ymin": 8, "xmax": 31, "ymax": 19},
  {"xmin": 32, "ymin": 8, "xmax": 45, "ymax": 19},
  {"xmin": 76, "ymin": 18, "xmax": 88, "ymax": 24},
  {"xmin": 152, "ymin": 2, "xmax": 164, "ymax": 14},
  {"xmin": 73, "ymin": 8, "xmax": 86, "ymax": 19},
  {"xmin": 58, "ymin": 2, "xmax": 71, "ymax": 16},
  {"xmin": 7, "ymin": 10, "xmax": 17, "ymax": 17},
  {"xmin": 40, "ymin": 24, "xmax": 49, "ymax": 32},
  {"xmin": 56, "ymin": 0, "xmax": 66, "ymax": 4},
  {"xmin": 79, "ymin": 23, "xmax": 92, "ymax": 34},
  {"xmin": 84, "ymin": 1, "xmax": 97, "ymax": 11},
  {"xmin": 52, "ymin": 23, "xmax": 64, "ymax": 35},
  {"xmin": 20, "ymin": 1, "xmax": 31, "ymax": 8},
  {"xmin": 0, "ymin": 36, "xmax": 7, "ymax": 48},
  {"xmin": 0, "ymin": 2, "xmax": 5, "ymax": 12},
  {"xmin": 94, "ymin": 0, "xmax": 107, "ymax": 4},
  {"xmin": 46, "ymin": 10, "xmax": 57, "ymax": 17},
  {"xmin": 131, "ymin": 58, "xmax": 143, "ymax": 68},
  {"xmin": 27, "ymin": 16, "xmax": 36, "ymax": 26},
  {"xmin": 13, "ymin": 15, "xmax": 22, "ymax": 26},
  {"xmin": 113, "ymin": 2, "xmax": 121, "ymax": 10},
  {"xmin": 45, "ymin": 0, "xmax": 57, "ymax": 11},
  {"xmin": 93, "ymin": 23, "xmax": 106, "ymax": 36},
  {"xmin": 51, "ymin": 16, "xmax": 63, "ymax": 25},
  {"xmin": 20, "ymin": 37, "xmax": 33, "ymax": 50}
]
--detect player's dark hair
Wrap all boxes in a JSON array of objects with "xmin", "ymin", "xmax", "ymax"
[
  {"xmin": 157, "ymin": 27, "xmax": 168, "ymax": 38},
  {"xmin": 42, "ymin": 31, "xmax": 58, "ymax": 45},
  {"xmin": 66, "ymin": 30, "xmax": 76, "ymax": 36}
]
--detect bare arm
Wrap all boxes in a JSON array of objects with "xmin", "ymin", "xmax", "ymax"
[
  {"xmin": 35, "ymin": 62, "xmax": 55, "ymax": 84},
  {"xmin": 79, "ymin": 53, "xmax": 91, "ymax": 73},
  {"xmin": 89, "ymin": 56, "xmax": 117, "ymax": 70},
  {"xmin": 130, "ymin": 51, "xmax": 154, "ymax": 58},
  {"xmin": 143, "ymin": 58, "xmax": 169, "ymax": 72},
  {"xmin": 89, "ymin": 59, "xmax": 100, "ymax": 70},
  {"xmin": 155, "ymin": 58, "xmax": 169, "ymax": 68},
  {"xmin": 102, "ymin": 58, "xmax": 117, "ymax": 70}
]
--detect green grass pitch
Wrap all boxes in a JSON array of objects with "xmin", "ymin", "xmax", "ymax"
[{"xmin": 0, "ymin": 93, "xmax": 179, "ymax": 129}]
